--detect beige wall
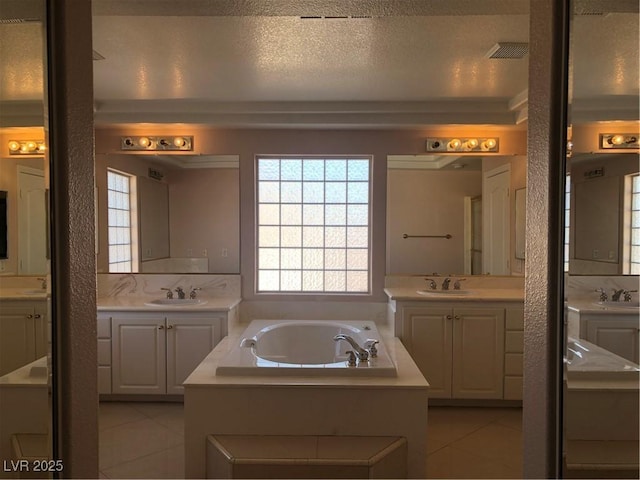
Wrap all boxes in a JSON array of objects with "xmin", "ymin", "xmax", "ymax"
[{"xmin": 387, "ymin": 168, "xmax": 482, "ymax": 274}]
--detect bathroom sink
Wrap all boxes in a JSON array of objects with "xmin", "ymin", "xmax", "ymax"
[
  {"xmin": 144, "ymin": 298, "xmax": 207, "ymax": 307},
  {"xmin": 22, "ymin": 289, "xmax": 47, "ymax": 295},
  {"xmin": 593, "ymin": 300, "xmax": 640, "ymax": 309},
  {"xmin": 417, "ymin": 289, "xmax": 473, "ymax": 296}
]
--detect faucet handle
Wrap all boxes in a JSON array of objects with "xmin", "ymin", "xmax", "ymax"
[
  {"xmin": 424, "ymin": 278, "xmax": 437, "ymax": 290},
  {"xmin": 453, "ymin": 278, "xmax": 467, "ymax": 290},
  {"xmin": 189, "ymin": 287, "xmax": 202, "ymax": 299},
  {"xmin": 345, "ymin": 351, "xmax": 357, "ymax": 367},
  {"xmin": 595, "ymin": 288, "xmax": 608, "ymax": 302},
  {"xmin": 160, "ymin": 287, "xmax": 173, "ymax": 299},
  {"xmin": 623, "ymin": 290, "xmax": 638, "ymax": 302},
  {"xmin": 364, "ymin": 339, "xmax": 379, "ymax": 358}
]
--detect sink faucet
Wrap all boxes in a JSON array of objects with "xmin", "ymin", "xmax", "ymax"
[
  {"xmin": 189, "ymin": 287, "xmax": 201, "ymax": 299},
  {"xmin": 424, "ymin": 278, "xmax": 437, "ymax": 290},
  {"xmin": 334, "ymin": 334, "xmax": 369, "ymax": 362},
  {"xmin": 611, "ymin": 289, "xmax": 624, "ymax": 302},
  {"xmin": 442, "ymin": 277, "xmax": 451, "ymax": 290},
  {"xmin": 595, "ymin": 288, "xmax": 608, "ymax": 302},
  {"xmin": 160, "ymin": 287, "xmax": 173, "ymax": 299},
  {"xmin": 175, "ymin": 287, "xmax": 185, "ymax": 299}
]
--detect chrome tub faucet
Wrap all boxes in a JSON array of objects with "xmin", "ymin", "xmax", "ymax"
[
  {"xmin": 442, "ymin": 277, "xmax": 451, "ymax": 290},
  {"xmin": 334, "ymin": 334, "xmax": 369, "ymax": 362}
]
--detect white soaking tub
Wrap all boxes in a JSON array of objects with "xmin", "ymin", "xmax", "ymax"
[{"xmin": 216, "ymin": 320, "xmax": 397, "ymax": 377}]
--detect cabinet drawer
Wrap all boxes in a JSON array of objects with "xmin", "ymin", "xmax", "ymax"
[
  {"xmin": 97, "ymin": 316, "xmax": 111, "ymax": 338},
  {"xmin": 505, "ymin": 353, "xmax": 523, "ymax": 376},
  {"xmin": 504, "ymin": 376, "xmax": 523, "ymax": 400},
  {"xmin": 98, "ymin": 339, "xmax": 111, "ymax": 365},
  {"xmin": 98, "ymin": 366, "xmax": 112, "ymax": 395},
  {"xmin": 505, "ymin": 331, "xmax": 524, "ymax": 353},
  {"xmin": 506, "ymin": 308, "xmax": 524, "ymax": 330}
]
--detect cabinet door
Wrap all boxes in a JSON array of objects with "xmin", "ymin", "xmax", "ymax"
[
  {"xmin": 34, "ymin": 302, "xmax": 48, "ymax": 359},
  {"xmin": 401, "ymin": 307, "xmax": 452, "ymax": 398},
  {"xmin": 0, "ymin": 305, "xmax": 36, "ymax": 376},
  {"xmin": 111, "ymin": 316, "xmax": 166, "ymax": 394},
  {"xmin": 166, "ymin": 315, "xmax": 222, "ymax": 394},
  {"xmin": 452, "ymin": 308, "xmax": 505, "ymax": 399},
  {"xmin": 586, "ymin": 318, "xmax": 639, "ymax": 364}
]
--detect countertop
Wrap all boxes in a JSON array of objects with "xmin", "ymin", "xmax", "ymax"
[
  {"xmin": 97, "ymin": 296, "xmax": 241, "ymax": 312},
  {"xmin": 0, "ymin": 288, "xmax": 48, "ymax": 301},
  {"xmin": 567, "ymin": 299, "xmax": 640, "ymax": 315},
  {"xmin": 184, "ymin": 322, "xmax": 429, "ymax": 389},
  {"xmin": 384, "ymin": 287, "xmax": 524, "ymax": 302}
]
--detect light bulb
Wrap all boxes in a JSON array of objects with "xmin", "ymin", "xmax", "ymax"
[
  {"xmin": 466, "ymin": 138, "xmax": 479, "ymax": 149},
  {"xmin": 173, "ymin": 136, "xmax": 185, "ymax": 147},
  {"xmin": 20, "ymin": 144, "xmax": 29, "ymax": 153},
  {"xmin": 481, "ymin": 138, "xmax": 497, "ymax": 150},
  {"xmin": 611, "ymin": 135, "xmax": 625, "ymax": 145},
  {"xmin": 138, "ymin": 136, "xmax": 151, "ymax": 148},
  {"xmin": 8, "ymin": 141, "xmax": 20, "ymax": 152},
  {"xmin": 37, "ymin": 143, "xmax": 46, "ymax": 153},
  {"xmin": 448, "ymin": 139, "xmax": 462, "ymax": 150},
  {"xmin": 26, "ymin": 141, "xmax": 37, "ymax": 151}
]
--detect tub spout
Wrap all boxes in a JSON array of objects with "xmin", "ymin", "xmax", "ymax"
[{"xmin": 334, "ymin": 334, "xmax": 369, "ymax": 361}]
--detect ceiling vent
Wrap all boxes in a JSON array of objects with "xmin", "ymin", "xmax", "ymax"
[{"xmin": 485, "ymin": 42, "xmax": 529, "ymax": 59}]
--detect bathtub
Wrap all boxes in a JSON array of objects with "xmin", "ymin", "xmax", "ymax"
[
  {"xmin": 565, "ymin": 336, "xmax": 639, "ymax": 381},
  {"xmin": 216, "ymin": 320, "xmax": 397, "ymax": 377}
]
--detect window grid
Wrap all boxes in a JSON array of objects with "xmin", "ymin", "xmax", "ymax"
[
  {"xmin": 630, "ymin": 174, "xmax": 640, "ymax": 274},
  {"xmin": 107, "ymin": 170, "xmax": 133, "ymax": 273},
  {"xmin": 257, "ymin": 157, "xmax": 370, "ymax": 293}
]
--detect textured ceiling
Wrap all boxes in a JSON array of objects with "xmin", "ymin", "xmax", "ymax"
[{"xmin": 0, "ymin": 0, "xmax": 638, "ymax": 128}]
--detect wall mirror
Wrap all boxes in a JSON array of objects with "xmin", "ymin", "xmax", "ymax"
[
  {"xmin": 387, "ymin": 154, "xmax": 527, "ymax": 276},
  {"xmin": 95, "ymin": 153, "xmax": 240, "ymax": 274},
  {"xmin": 0, "ymin": 0, "xmax": 54, "ymax": 466},
  {"xmin": 562, "ymin": 1, "xmax": 639, "ymax": 477}
]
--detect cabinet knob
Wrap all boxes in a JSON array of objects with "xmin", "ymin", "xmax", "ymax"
[
  {"xmin": 167, "ymin": 325, "xmax": 173, "ymax": 329},
  {"xmin": 27, "ymin": 314, "xmax": 33, "ymax": 319},
  {"xmin": 454, "ymin": 315, "xmax": 460, "ymax": 320},
  {"xmin": 446, "ymin": 315, "xmax": 453, "ymax": 320},
  {"xmin": 34, "ymin": 314, "xmax": 41, "ymax": 319},
  {"xmin": 158, "ymin": 325, "xmax": 164, "ymax": 330}
]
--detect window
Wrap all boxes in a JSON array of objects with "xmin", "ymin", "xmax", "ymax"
[
  {"xmin": 107, "ymin": 169, "xmax": 135, "ymax": 272},
  {"xmin": 256, "ymin": 156, "xmax": 370, "ymax": 293},
  {"xmin": 629, "ymin": 174, "xmax": 640, "ymax": 274}
]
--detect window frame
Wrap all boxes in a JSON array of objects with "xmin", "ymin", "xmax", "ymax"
[
  {"xmin": 106, "ymin": 168, "xmax": 138, "ymax": 273},
  {"xmin": 254, "ymin": 155, "xmax": 373, "ymax": 296}
]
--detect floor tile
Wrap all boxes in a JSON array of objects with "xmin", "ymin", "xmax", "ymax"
[
  {"xmin": 494, "ymin": 407, "xmax": 523, "ymax": 431},
  {"xmin": 102, "ymin": 444, "xmax": 185, "ymax": 479},
  {"xmin": 427, "ymin": 407, "xmax": 504, "ymax": 448},
  {"xmin": 99, "ymin": 402, "xmax": 147, "ymax": 431},
  {"xmin": 450, "ymin": 423, "xmax": 523, "ymax": 470},
  {"xmin": 151, "ymin": 408, "xmax": 185, "ymax": 437},
  {"xmin": 427, "ymin": 445, "xmax": 519, "ymax": 479},
  {"xmin": 99, "ymin": 418, "xmax": 184, "ymax": 470},
  {"xmin": 131, "ymin": 401, "xmax": 184, "ymax": 419}
]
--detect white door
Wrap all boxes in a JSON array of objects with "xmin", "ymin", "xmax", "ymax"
[
  {"xmin": 166, "ymin": 316, "xmax": 221, "ymax": 394},
  {"xmin": 482, "ymin": 165, "xmax": 510, "ymax": 275},
  {"xmin": 452, "ymin": 308, "xmax": 505, "ymax": 399},
  {"xmin": 111, "ymin": 316, "xmax": 166, "ymax": 394},
  {"xmin": 17, "ymin": 167, "xmax": 47, "ymax": 274},
  {"xmin": 401, "ymin": 307, "xmax": 453, "ymax": 398}
]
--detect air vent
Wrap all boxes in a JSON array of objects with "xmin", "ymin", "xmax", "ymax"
[
  {"xmin": 300, "ymin": 15, "xmax": 373, "ymax": 20},
  {"xmin": 0, "ymin": 18, "xmax": 39, "ymax": 24},
  {"xmin": 92, "ymin": 50, "xmax": 106, "ymax": 61},
  {"xmin": 485, "ymin": 42, "xmax": 529, "ymax": 59}
]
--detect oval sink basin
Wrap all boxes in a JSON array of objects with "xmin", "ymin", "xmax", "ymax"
[
  {"xmin": 417, "ymin": 289, "xmax": 473, "ymax": 296},
  {"xmin": 144, "ymin": 298, "xmax": 207, "ymax": 307},
  {"xmin": 594, "ymin": 300, "xmax": 640, "ymax": 309}
]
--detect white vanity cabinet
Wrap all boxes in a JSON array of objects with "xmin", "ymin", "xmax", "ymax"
[
  {"xmin": 101, "ymin": 310, "xmax": 229, "ymax": 395},
  {"xmin": 399, "ymin": 304, "xmax": 505, "ymax": 399},
  {"xmin": 0, "ymin": 300, "xmax": 47, "ymax": 377},
  {"xmin": 582, "ymin": 315, "xmax": 639, "ymax": 364}
]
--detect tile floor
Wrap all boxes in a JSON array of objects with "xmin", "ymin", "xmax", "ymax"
[{"xmin": 99, "ymin": 402, "xmax": 522, "ymax": 479}]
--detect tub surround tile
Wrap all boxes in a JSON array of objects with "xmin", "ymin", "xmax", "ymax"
[{"xmin": 238, "ymin": 299, "xmax": 388, "ymax": 324}]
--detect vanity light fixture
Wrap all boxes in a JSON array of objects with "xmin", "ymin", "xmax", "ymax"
[
  {"xmin": 120, "ymin": 135, "xmax": 193, "ymax": 151},
  {"xmin": 7, "ymin": 140, "xmax": 46, "ymax": 155},
  {"xmin": 426, "ymin": 137, "xmax": 499, "ymax": 153},
  {"xmin": 600, "ymin": 133, "xmax": 639, "ymax": 149}
]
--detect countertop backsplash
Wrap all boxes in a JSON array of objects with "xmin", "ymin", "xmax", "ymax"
[
  {"xmin": 97, "ymin": 273, "xmax": 241, "ymax": 299},
  {"xmin": 385, "ymin": 274, "xmax": 525, "ymax": 290},
  {"xmin": 565, "ymin": 275, "xmax": 640, "ymax": 301}
]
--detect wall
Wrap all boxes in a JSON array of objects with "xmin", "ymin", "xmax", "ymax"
[
  {"xmin": 386, "ymin": 168, "xmax": 482, "ymax": 274},
  {"xmin": 167, "ymin": 168, "xmax": 239, "ymax": 273},
  {"xmin": 482, "ymin": 155, "xmax": 527, "ymax": 275},
  {"xmin": 96, "ymin": 126, "xmax": 527, "ymax": 303}
]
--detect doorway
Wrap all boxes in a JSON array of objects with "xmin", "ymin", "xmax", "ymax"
[
  {"xmin": 17, "ymin": 166, "xmax": 47, "ymax": 275},
  {"xmin": 482, "ymin": 165, "xmax": 511, "ymax": 275}
]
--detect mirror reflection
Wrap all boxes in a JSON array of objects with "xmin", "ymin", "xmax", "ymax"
[
  {"xmin": 562, "ymin": 3, "xmax": 639, "ymax": 477},
  {"xmin": 0, "ymin": 0, "xmax": 54, "ymax": 471},
  {"xmin": 95, "ymin": 154, "xmax": 240, "ymax": 274},
  {"xmin": 386, "ymin": 154, "xmax": 527, "ymax": 276}
]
